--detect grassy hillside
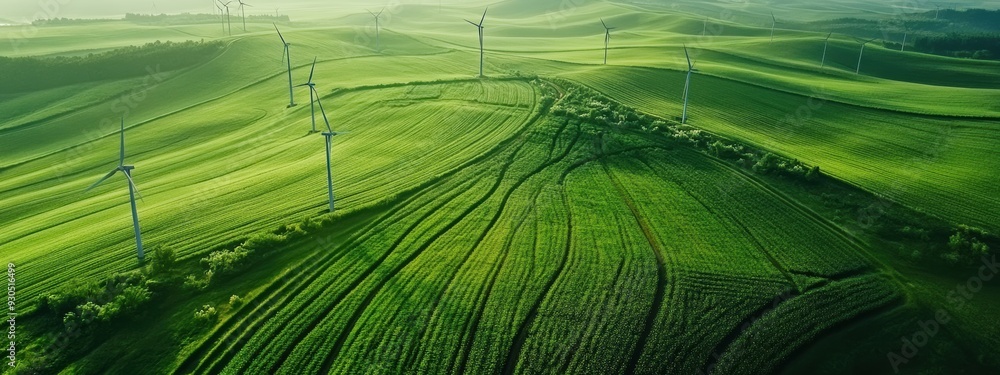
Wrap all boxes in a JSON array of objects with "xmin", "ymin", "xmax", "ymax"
[{"xmin": 2, "ymin": 1, "xmax": 998, "ymax": 374}]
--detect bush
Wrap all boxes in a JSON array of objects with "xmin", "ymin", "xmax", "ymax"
[
  {"xmin": 201, "ymin": 247, "xmax": 251, "ymax": 274},
  {"xmin": 194, "ymin": 305, "xmax": 218, "ymax": 323},
  {"xmin": 805, "ymin": 166, "xmax": 822, "ymax": 182},
  {"xmin": 229, "ymin": 295, "xmax": 244, "ymax": 308},
  {"xmin": 752, "ymin": 153, "xmax": 780, "ymax": 175},
  {"xmin": 184, "ymin": 271, "xmax": 212, "ymax": 290},
  {"xmin": 148, "ymin": 245, "xmax": 178, "ymax": 275},
  {"xmin": 944, "ymin": 225, "xmax": 993, "ymax": 264}
]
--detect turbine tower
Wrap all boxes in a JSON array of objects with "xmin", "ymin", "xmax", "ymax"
[
  {"xmin": 86, "ymin": 119, "xmax": 145, "ymax": 263},
  {"xmin": 681, "ymin": 45, "xmax": 697, "ymax": 124},
  {"xmin": 296, "ymin": 57, "xmax": 320, "ymax": 132},
  {"xmin": 601, "ymin": 18, "xmax": 615, "ymax": 65},
  {"xmin": 821, "ymin": 32, "xmax": 832, "ymax": 68},
  {"xmin": 215, "ymin": 3, "xmax": 225, "ymax": 34},
  {"xmin": 855, "ymin": 37, "xmax": 877, "ymax": 75},
  {"xmin": 465, "ymin": 7, "xmax": 488, "ymax": 77},
  {"xmin": 368, "ymin": 8, "xmax": 385, "ymax": 51},
  {"xmin": 237, "ymin": 0, "xmax": 252, "ymax": 32},
  {"xmin": 275, "ymin": 24, "xmax": 296, "ymax": 107}
]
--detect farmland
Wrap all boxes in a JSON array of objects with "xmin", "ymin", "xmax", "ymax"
[{"xmin": 2, "ymin": 0, "xmax": 998, "ymax": 374}]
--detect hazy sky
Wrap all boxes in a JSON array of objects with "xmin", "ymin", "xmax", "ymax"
[{"xmin": 0, "ymin": 0, "xmax": 449, "ymax": 22}]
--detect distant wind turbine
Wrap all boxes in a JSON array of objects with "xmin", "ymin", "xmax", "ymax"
[
  {"xmin": 86, "ymin": 118, "xmax": 146, "ymax": 263},
  {"xmin": 465, "ymin": 7, "xmax": 488, "ymax": 77},
  {"xmin": 218, "ymin": 1, "xmax": 232, "ymax": 35},
  {"xmin": 821, "ymin": 32, "xmax": 832, "ymax": 68},
  {"xmin": 702, "ymin": 18, "xmax": 707, "ymax": 36},
  {"xmin": 681, "ymin": 45, "xmax": 698, "ymax": 124},
  {"xmin": 899, "ymin": 21, "xmax": 910, "ymax": 52},
  {"xmin": 275, "ymin": 24, "xmax": 295, "ymax": 107},
  {"xmin": 297, "ymin": 57, "xmax": 320, "ymax": 133},
  {"xmin": 237, "ymin": 0, "xmax": 252, "ymax": 32},
  {"xmin": 368, "ymin": 8, "xmax": 385, "ymax": 51},
  {"xmin": 600, "ymin": 18, "xmax": 615, "ymax": 65},
  {"xmin": 855, "ymin": 37, "xmax": 877, "ymax": 75},
  {"xmin": 935, "ymin": 4, "xmax": 941, "ymax": 20},
  {"xmin": 770, "ymin": 12, "xmax": 777, "ymax": 43}
]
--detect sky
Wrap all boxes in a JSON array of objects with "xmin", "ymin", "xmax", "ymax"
[{"xmin": 0, "ymin": 0, "xmax": 460, "ymax": 23}]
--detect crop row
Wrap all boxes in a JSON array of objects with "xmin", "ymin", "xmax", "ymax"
[{"xmin": 712, "ymin": 273, "xmax": 901, "ymax": 374}]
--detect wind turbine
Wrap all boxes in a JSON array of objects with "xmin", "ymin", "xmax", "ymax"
[
  {"xmin": 86, "ymin": 118, "xmax": 146, "ymax": 263},
  {"xmin": 702, "ymin": 18, "xmax": 707, "ymax": 36},
  {"xmin": 600, "ymin": 18, "xmax": 615, "ymax": 65},
  {"xmin": 218, "ymin": 1, "xmax": 232, "ymax": 35},
  {"xmin": 237, "ymin": 0, "xmax": 252, "ymax": 32},
  {"xmin": 368, "ymin": 8, "xmax": 385, "ymax": 51},
  {"xmin": 821, "ymin": 32, "xmax": 832, "ymax": 68},
  {"xmin": 770, "ymin": 12, "xmax": 777, "ymax": 43},
  {"xmin": 899, "ymin": 21, "xmax": 910, "ymax": 52},
  {"xmin": 301, "ymin": 59, "xmax": 346, "ymax": 212},
  {"xmin": 935, "ymin": 4, "xmax": 941, "ymax": 20},
  {"xmin": 681, "ymin": 45, "xmax": 697, "ymax": 124},
  {"xmin": 296, "ymin": 57, "xmax": 320, "ymax": 133},
  {"xmin": 855, "ymin": 37, "xmax": 877, "ymax": 75},
  {"xmin": 465, "ymin": 7, "xmax": 487, "ymax": 77},
  {"xmin": 275, "ymin": 24, "xmax": 295, "ymax": 107}
]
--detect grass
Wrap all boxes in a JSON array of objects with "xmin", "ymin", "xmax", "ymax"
[{"xmin": 2, "ymin": 1, "xmax": 998, "ymax": 374}]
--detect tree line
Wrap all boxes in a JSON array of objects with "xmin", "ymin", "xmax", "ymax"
[{"xmin": 0, "ymin": 40, "xmax": 224, "ymax": 93}]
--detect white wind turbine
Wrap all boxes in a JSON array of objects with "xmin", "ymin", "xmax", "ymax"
[
  {"xmin": 465, "ymin": 7, "xmax": 488, "ymax": 77},
  {"xmin": 821, "ymin": 32, "xmax": 832, "ymax": 68},
  {"xmin": 237, "ymin": 0, "xmax": 252, "ymax": 32},
  {"xmin": 855, "ymin": 37, "xmax": 877, "ymax": 75},
  {"xmin": 601, "ymin": 18, "xmax": 615, "ymax": 65},
  {"xmin": 368, "ymin": 8, "xmax": 385, "ymax": 51},
  {"xmin": 681, "ymin": 45, "xmax": 698, "ymax": 124},
  {"xmin": 86, "ymin": 119, "xmax": 146, "ymax": 263},
  {"xmin": 302, "ymin": 58, "xmax": 348, "ymax": 212}
]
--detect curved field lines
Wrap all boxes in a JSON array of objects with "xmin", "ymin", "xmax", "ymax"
[
  {"xmin": 174, "ymin": 91, "xmax": 902, "ymax": 374},
  {"xmin": 0, "ymin": 79, "xmax": 539, "ymax": 308}
]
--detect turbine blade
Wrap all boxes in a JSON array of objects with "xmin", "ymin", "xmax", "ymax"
[
  {"xmin": 274, "ymin": 23, "xmax": 285, "ymax": 44},
  {"xmin": 683, "ymin": 45, "xmax": 693, "ymax": 71},
  {"xmin": 367, "ymin": 9, "xmax": 376, "ymax": 17},
  {"xmin": 480, "ymin": 7, "xmax": 488, "ymax": 25},
  {"xmin": 281, "ymin": 46, "xmax": 286, "ymax": 62},
  {"xmin": 771, "ymin": 12, "xmax": 776, "ymax": 23},
  {"xmin": 119, "ymin": 118, "xmax": 126, "ymax": 166},
  {"xmin": 86, "ymin": 169, "xmax": 119, "ymax": 192},
  {"xmin": 465, "ymin": 19, "xmax": 479, "ymax": 27},
  {"xmin": 313, "ymin": 87, "xmax": 333, "ymax": 133},
  {"xmin": 601, "ymin": 18, "xmax": 608, "ymax": 29},
  {"xmin": 826, "ymin": 32, "xmax": 832, "ymax": 40},
  {"xmin": 308, "ymin": 57, "xmax": 317, "ymax": 83},
  {"xmin": 378, "ymin": 8, "xmax": 384, "ymax": 17}
]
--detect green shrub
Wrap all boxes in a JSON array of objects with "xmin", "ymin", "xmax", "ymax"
[
  {"xmin": 148, "ymin": 244, "xmax": 178, "ymax": 275},
  {"xmin": 194, "ymin": 305, "xmax": 218, "ymax": 323},
  {"xmin": 229, "ymin": 294, "xmax": 245, "ymax": 308}
]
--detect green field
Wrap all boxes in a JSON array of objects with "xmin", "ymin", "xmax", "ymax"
[{"xmin": 2, "ymin": 1, "xmax": 998, "ymax": 374}]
